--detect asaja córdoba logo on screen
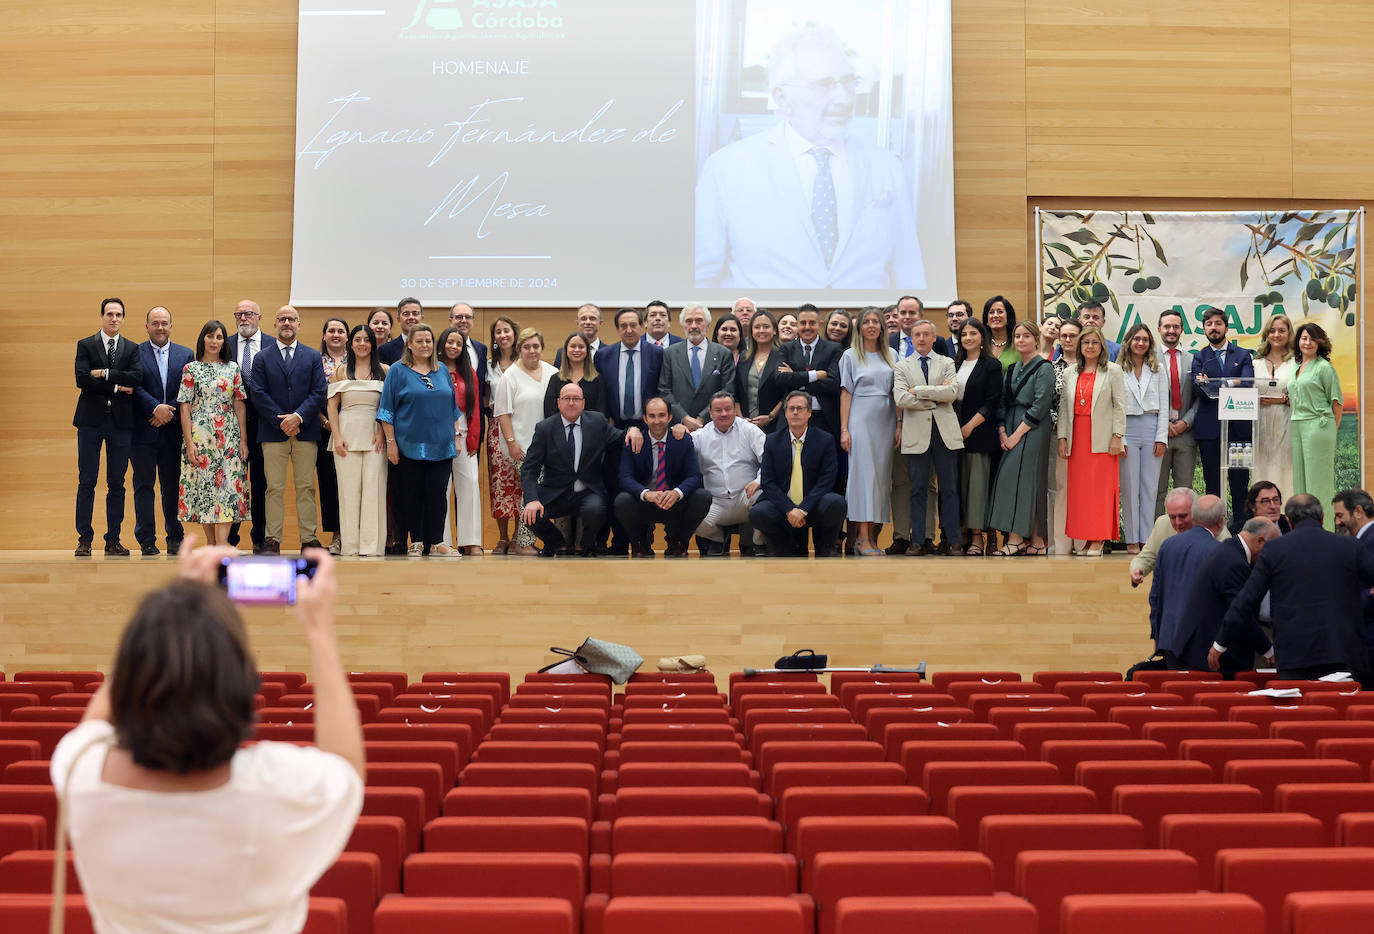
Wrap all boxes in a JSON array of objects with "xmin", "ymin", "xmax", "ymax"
[{"xmin": 403, "ymin": 0, "xmax": 565, "ymax": 36}]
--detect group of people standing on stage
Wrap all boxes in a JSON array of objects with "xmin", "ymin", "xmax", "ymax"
[{"xmin": 72, "ymin": 291, "xmax": 1348, "ymax": 559}]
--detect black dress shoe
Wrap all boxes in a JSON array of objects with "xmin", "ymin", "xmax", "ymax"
[
  {"xmin": 139, "ymin": 543, "xmax": 160, "ymax": 556},
  {"xmin": 104, "ymin": 541, "xmax": 130, "ymax": 556},
  {"xmin": 166, "ymin": 540, "xmax": 182, "ymax": 556},
  {"xmin": 665, "ymin": 540, "xmax": 689, "ymax": 557},
  {"xmin": 300, "ymin": 540, "xmax": 324, "ymax": 552},
  {"xmin": 253, "ymin": 541, "xmax": 268, "ymax": 555},
  {"xmin": 537, "ymin": 545, "xmax": 560, "ymax": 558},
  {"xmin": 576, "ymin": 547, "xmax": 598, "ymax": 558},
  {"xmin": 262, "ymin": 539, "xmax": 281, "ymax": 555},
  {"xmin": 935, "ymin": 541, "xmax": 958, "ymax": 556},
  {"xmin": 630, "ymin": 542, "xmax": 651, "ymax": 558},
  {"xmin": 74, "ymin": 541, "xmax": 92, "ymax": 557},
  {"xmin": 905, "ymin": 542, "xmax": 933, "ymax": 556},
  {"xmin": 885, "ymin": 537, "xmax": 911, "ymax": 556},
  {"xmin": 814, "ymin": 546, "xmax": 838, "ymax": 558}
]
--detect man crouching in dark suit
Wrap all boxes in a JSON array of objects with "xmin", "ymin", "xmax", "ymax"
[
  {"xmin": 521, "ymin": 383, "xmax": 643, "ymax": 557},
  {"xmin": 1179, "ymin": 516, "xmax": 1280, "ymax": 673},
  {"xmin": 749, "ymin": 390, "xmax": 847, "ymax": 557},
  {"xmin": 73, "ymin": 297, "xmax": 143, "ymax": 556},
  {"xmin": 614, "ymin": 397, "xmax": 712, "ymax": 557}
]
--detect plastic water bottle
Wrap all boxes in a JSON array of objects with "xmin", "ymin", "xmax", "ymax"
[
  {"xmin": 1243, "ymin": 444, "xmax": 1254, "ymax": 469},
  {"xmin": 1228, "ymin": 443, "xmax": 1237, "ymax": 467}
]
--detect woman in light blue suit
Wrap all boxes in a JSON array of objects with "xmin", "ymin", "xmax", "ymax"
[{"xmin": 1116, "ymin": 323, "xmax": 1169, "ymax": 553}]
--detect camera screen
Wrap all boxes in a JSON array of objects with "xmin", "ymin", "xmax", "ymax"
[{"xmin": 220, "ymin": 558, "xmax": 300, "ymax": 605}]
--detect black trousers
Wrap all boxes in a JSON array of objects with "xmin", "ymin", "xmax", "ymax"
[
  {"xmin": 228, "ymin": 439, "xmax": 266, "ymax": 548},
  {"xmin": 532, "ymin": 488, "xmax": 608, "ymax": 553},
  {"xmin": 1197, "ymin": 438, "xmax": 1249, "ymax": 517},
  {"xmin": 906, "ymin": 434, "xmax": 962, "ymax": 547},
  {"xmin": 132, "ymin": 431, "xmax": 183, "ymax": 547},
  {"xmin": 397, "ymin": 455, "xmax": 450, "ymax": 550},
  {"xmin": 749, "ymin": 492, "xmax": 847, "ymax": 556},
  {"xmin": 75, "ymin": 419, "xmax": 131, "ymax": 544},
  {"xmin": 316, "ymin": 430, "xmax": 339, "ymax": 535},
  {"xmin": 614, "ymin": 488, "xmax": 713, "ymax": 545}
]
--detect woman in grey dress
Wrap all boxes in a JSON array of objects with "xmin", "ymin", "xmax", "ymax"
[
  {"xmin": 988, "ymin": 321, "xmax": 1055, "ymax": 555},
  {"xmin": 839, "ymin": 308, "xmax": 898, "ymax": 555}
]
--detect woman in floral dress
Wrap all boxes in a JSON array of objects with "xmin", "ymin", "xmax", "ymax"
[{"xmin": 178, "ymin": 320, "xmax": 249, "ymax": 545}]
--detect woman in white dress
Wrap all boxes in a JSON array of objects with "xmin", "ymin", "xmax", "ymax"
[
  {"xmin": 1253, "ymin": 313, "xmax": 1295, "ymax": 496},
  {"xmin": 438, "ymin": 326, "xmax": 484, "ymax": 555},
  {"xmin": 493, "ymin": 327, "xmax": 558, "ymax": 556},
  {"xmin": 485, "ymin": 316, "xmax": 521, "ymax": 553},
  {"xmin": 839, "ymin": 308, "xmax": 897, "ymax": 556},
  {"xmin": 1116, "ymin": 323, "xmax": 1169, "ymax": 553},
  {"xmin": 327, "ymin": 325, "xmax": 388, "ymax": 556}
]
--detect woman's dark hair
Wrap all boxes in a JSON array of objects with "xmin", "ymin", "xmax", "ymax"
[
  {"xmin": 109, "ymin": 580, "xmax": 259, "ymax": 774},
  {"xmin": 318, "ymin": 316, "xmax": 349, "ymax": 356},
  {"xmin": 981, "ymin": 295, "xmax": 1017, "ymax": 334},
  {"xmin": 955, "ymin": 319, "xmax": 993, "ymax": 366},
  {"xmin": 823, "ymin": 309, "xmax": 852, "ymax": 349},
  {"xmin": 489, "ymin": 316, "xmax": 521, "ymax": 367},
  {"xmin": 437, "ymin": 326, "xmax": 478, "ymax": 418},
  {"xmin": 1294, "ymin": 322, "xmax": 1333, "ymax": 361},
  {"xmin": 195, "ymin": 320, "xmax": 230, "ymax": 363},
  {"xmin": 345, "ymin": 324, "xmax": 380, "ymax": 380},
  {"xmin": 712, "ymin": 313, "xmax": 743, "ymax": 347}
]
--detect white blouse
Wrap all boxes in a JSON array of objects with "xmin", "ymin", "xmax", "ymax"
[{"xmin": 492, "ymin": 361, "xmax": 558, "ymax": 456}]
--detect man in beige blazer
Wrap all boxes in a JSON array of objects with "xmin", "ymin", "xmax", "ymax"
[{"xmin": 894, "ymin": 321, "xmax": 964, "ymax": 555}]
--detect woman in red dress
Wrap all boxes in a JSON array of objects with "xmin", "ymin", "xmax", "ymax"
[{"xmin": 1056, "ymin": 325, "xmax": 1126, "ymax": 556}]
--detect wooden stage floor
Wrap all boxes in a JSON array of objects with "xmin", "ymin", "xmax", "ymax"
[{"xmin": 0, "ymin": 551, "xmax": 1155, "ymax": 681}]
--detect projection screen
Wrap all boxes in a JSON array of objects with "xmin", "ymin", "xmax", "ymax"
[{"xmin": 291, "ymin": 0, "xmax": 955, "ymax": 308}]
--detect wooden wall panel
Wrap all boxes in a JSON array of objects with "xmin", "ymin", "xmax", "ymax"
[
  {"xmin": 1291, "ymin": 0, "xmax": 1374, "ymax": 199},
  {"xmin": 1025, "ymin": 0, "xmax": 1293, "ymax": 197}
]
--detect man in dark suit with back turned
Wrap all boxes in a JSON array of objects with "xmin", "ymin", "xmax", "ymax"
[
  {"xmin": 1190, "ymin": 306, "xmax": 1254, "ymax": 514},
  {"xmin": 73, "ymin": 297, "xmax": 143, "ymax": 556},
  {"xmin": 1150, "ymin": 494, "xmax": 1227, "ymax": 667},
  {"xmin": 1332, "ymin": 489, "xmax": 1374, "ymax": 678},
  {"xmin": 1212, "ymin": 495, "xmax": 1374, "ymax": 686},
  {"xmin": 1179, "ymin": 516, "xmax": 1279, "ymax": 673},
  {"xmin": 614, "ymin": 397, "xmax": 711, "ymax": 558},
  {"xmin": 248, "ymin": 305, "xmax": 328, "ymax": 554},
  {"xmin": 131, "ymin": 306, "xmax": 193, "ymax": 556},
  {"xmin": 749, "ymin": 390, "xmax": 847, "ymax": 556},
  {"xmin": 225, "ymin": 299, "xmax": 267, "ymax": 553},
  {"xmin": 521, "ymin": 383, "xmax": 642, "ymax": 557}
]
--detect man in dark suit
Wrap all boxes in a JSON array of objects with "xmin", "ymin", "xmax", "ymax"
[
  {"xmin": 888, "ymin": 295, "xmax": 953, "ymax": 360},
  {"xmin": 1150, "ymin": 494, "xmax": 1227, "ymax": 666},
  {"xmin": 379, "ymin": 297, "xmax": 424, "ymax": 364},
  {"xmin": 597, "ymin": 309, "xmax": 664, "ymax": 431},
  {"xmin": 1178, "ymin": 516, "xmax": 1279, "ymax": 672},
  {"xmin": 658, "ymin": 304, "xmax": 736, "ymax": 430},
  {"xmin": 749, "ymin": 390, "xmax": 847, "ymax": 556},
  {"xmin": 1332, "ymin": 489, "xmax": 1374, "ymax": 677},
  {"xmin": 614, "ymin": 397, "xmax": 711, "ymax": 557},
  {"xmin": 553, "ymin": 303, "xmax": 604, "ymax": 366},
  {"xmin": 73, "ymin": 297, "xmax": 143, "ymax": 556},
  {"xmin": 520, "ymin": 383, "xmax": 639, "ymax": 557},
  {"xmin": 449, "ymin": 302, "xmax": 488, "ymax": 443},
  {"xmin": 131, "ymin": 306, "xmax": 193, "ymax": 556},
  {"xmin": 225, "ymin": 299, "xmax": 267, "ymax": 552},
  {"xmin": 776, "ymin": 306, "xmax": 843, "ymax": 436},
  {"xmin": 642, "ymin": 300, "xmax": 684, "ymax": 350},
  {"xmin": 1190, "ymin": 306, "xmax": 1254, "ymax": 514},
  {"xmin": 1226, "ymin": 480, "xmax": 1291, "ymax": 537},
  {"xmin": 248, "ymin": 305, "xmax": 328, "ymax": 554},
  {"xmin": 1212, "ymin": 495, "xmax": 1374, "ymax": 685}
]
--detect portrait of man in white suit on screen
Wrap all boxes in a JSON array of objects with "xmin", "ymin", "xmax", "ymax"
[{"xmin": 694, "ymin": 25, "xmax": 925, "ymax": 291}]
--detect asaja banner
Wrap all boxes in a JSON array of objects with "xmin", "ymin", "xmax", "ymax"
[{"xmin": 1036, "ymin": 208, "xmax": 1363, "ymax": 489}]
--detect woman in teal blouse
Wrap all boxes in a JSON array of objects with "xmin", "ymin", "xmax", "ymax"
[{"xmin": 1288, "ymin": 322, "xmax": 1343, "ymax": 529}]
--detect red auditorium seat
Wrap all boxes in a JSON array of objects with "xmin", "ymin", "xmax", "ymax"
[
  {"xmin": 1178, "ymin": 738, "xmax": 1308, "ymax": 779},
  {"xmin": 1139, "ymin": 720, "xmax": 1259, "ymax": 754},
  {"xmin": 365, "ymin": 763, "xmax": 443, "ymax": 822},
  {"xmin": 791, "ymin": 816, "xmax": 960, "ymax": 887},
  {"xmin": 602, "ymin": 895, "xmax": 807, "ymax": 934},
  {"xmin": 372, "ymin": 896, "xmax": 574, "ymax": 934},
  {"xmin": 7, "ymin": 708, "xmax": 82, "ymax": 724},
  {"xmin": 1314, "ymin": 738, "xmax": 1374, "ymax": 774},
  {"xmin": 1051, "ymin": 681, "xmax": 1144, "ymax": 704},
  {"xmin": 443, "ymin": 787, "xmax": 594, "ymax": 822},
  {"xmin": 1300, "ymin": 691, "xmax": 1374, "ymax": 716},
  {"xmin": 610, "ymin": 787, "xmax": 771, "ymax": 820},
  {"xmin": 833, "ymin": 895, "xmax": 1038, "ymax": 934},
  {"xmin": 508, "ymin": 695, "xmax": 611, "ymax": 713},
  {"xmin": 1270, "ymin": 720, "xmax": 1374, "ymax": 752},
  {"xmin": 459, "ymin": 762, "xmax": 599, "ymax": 801},
  {"xmin": 311, "ymin": 852, "xmax": 380, "ymax": 934},
  {"xmin": 1224, "ymin": 759, "xmax": 1364, "ymax": 810},
  {"xmin": 1158, "ymin": 814, "xmax": 1326, "ymax": 889},
  {"xmin": 475, "ymin": 741, "xmax": 602, "ymax": 769},
  {"xmin": 929, "ymin": 672, "xmax": 1021, "ymax": 692},
  {"xmin": 0, "ymin": 816, "xmax": 44, "ymax": 862},
  {"xmin": 1338, "ymin": 812, "xmax": 1374, "ymax": 845},
  {"xmin": 851, "ymin": 694, "xmax": 960, "ymax": 722},
  {"xmin": 807, "ymin": 852, "xmax": 995, "ymax": 934},
  {"xmin": 749, "ymin": 724, "xmax": 868, "ymax": 763},
  {"xmin": 425, "ymin": 816, "xmax": 589, "ymax": 856},
  {"xmin": 730, "ymin": 682, "xmax": 828, "ymax": 710},
  {"xmin": 628, "ymin": 672, "xmax": 718, "ymax": 684},
  {"xmin": 1112, "ymin": 785, "xmax": 1264, "ymax": 847},
  {"xmin": 259, "ymin": 671, "xmax": 307, "ymax": 691},
  {"xmin": 1059, "ymin": 892, "xmax": 1265, "ymax": 934},
  {"xmin": 1109, "ymin": 705, "xmax": 1220, "ymax": 735},
  {"xmin": 1076, "ymin": 760, "xmax": 1213, "ymax": 805},
  {"xmin": 1080, "ymin": 693, "xmax": 1184, "ymax": 717},
  {"xmin": 611, "ymin": 816, "xmax": 781, "ymax": 854},
  {"xmin": 967, "ymin": 694, "xmax": 1072, "ymax": 720},
  {"xmin": 1014, "ymin": 849, "xmax": 1198, "ymax": 934},
  {"xmin": 499, "ymin": 708, "xmax": 610, "ymax": 728},
  {"xmin": 899, "ymin": 740, "xmax": 1025, "ymax": 780},
  {"xmin": 736, "ymin": 695, "xmax": 843, "ymax": 725},
  {"xmin": 1215, "ymin": 847, "xmax": 1374, "ymax": 934},
  {"xmin": 346, "ymin": 817, "xmax": 406, "ymax": 895},
  {"xmin": 1033, "ymin": 672, "xmax": 1124, "ymax": 690},
  {"xmin": 622, "ymin": 681, "xmax": 721, "ymax": 696},
  {"xmin": 766, "ymin": 761, "xmax": 905, "ymax": 799},
  {"xmin": 1012, "ymin": 722, "xmax": 1132, "ymax": 757},
  {"xmin": 775, "ymin": 787, "xmax": 930, "ymax": 851},
  {"xmin": 347, "ymin": 671, "xmax": 407, "ymax": 693},
  {"xmin": 620, "ymin": 695, "xmax": 726, "ymax": 712},
  {"xmin": 864, "ymin": 708, "xmax": 975, "ymax": 747},
  {"xmin": 0, "ymin": 894, "xmax": 96, "ymax": 933},
  {"xmin": 12, "ymin": 672, "xmax": 102, "ymax": 692},
  {"xmin": 1161, "ymin": 680, "xmax": 1253, "ymax": 702},
  {"xmin": 0, "ymin": 787, "xmax": 56, "ymax": 847},
  {"xmin": 390, "ymin": 693, "xmax": 496, "ymax": 725},
  {"xmin": 516, "ymin": 682, "xmax": 612, "ymax": 699},
  {"xmin": 756, "ymin": 741, "xmax": 884, "ymax": 781},
  {"xmin": 616, "ymin": 741, "xmax": 743, "ymax": 766},
  {"xmin": 1039, "ymin": 739, "xmax": 1167, "ymax": 779},
  {"xmin": 1230, "ymin": 706, "xmax": 1339, "ymax": 731},
  {"xmin": 493, "ymin": 724, "xmax": 609, "ymax": 752},
  {"xmin": 921, "ymin": 761, "xmax": 1060, "ymax": 812},
  {"xmin": 2, "ymin": 762, "xmax": 51, "ymax": 785},
  {"xmin": 616, "ymin": 761, "xmax": 757, "ymax": 790},
  {"xmin": 945, "ymin": 785, "xmax": 1099, "ymax": 849},
  {"xmin": 0, "ymin": 696, "xmax": 40, "ymax": 720},
  {"xmin": 0, "ymin": 725, "xmax": 73, "ymax": 757},
  {"xmin": 1283, "ymin": 891, "xmax": 1374, "ymax": 934},
  {"xmin": 829, "ymin": 672, "xmax": 924, "ymax": 700},
  {"xmin": 363, "ymin": 741, "xmax": 461, "ymax": 790},
  {"xmin": 0, "ymin": 850, "xmax": 77, "ymax": 893},
  {"xmin": 522, "ymin": 673, "xmax": 612, "ymax": 687},
  {"xmin": 978, "ymin": 814, "xmax": 1144, "ymax": 890},
  {"xmin": 0, "ymin": 742, "xmax": 41, "ymax": 777},
  {"xmin": 985, "ymin": 706, "xmax": 1098, "ymax": 738},
  {"xmin": 1128, "ymin": 670, "xmax": 1212, "ymax": 691},
  {"xmin": 1192, "ymin": 693, "xmax": 1287, "ymax": 716},
  {"xmin": 403, "ymin": 852, "xmax": 585, "ymax": 906},
  {"xmin": 362, "ymin": 723, "xmax": 473, "ymax": 770},
  {"xmin": 1274, "ymin": 783, "xmax": 1374, "ymax": 842},
  {"xmin": 630, "ymin": 708, "xmax": 734, "ymax": 728},
  {"xmin": 378, "ymin": 706, "xmax": 487, "ymax": 733},
  {"xmin": 0, "ymin": 684, "xmax": 75, "ymax": 704},
  {"xmin": 880, "ymin": 722, "xmax": 998, "ymax": 761},
  {"xmin": 422, "ymin": 670, "xmax": 513, "ymax": 697},
  {"xmin": 947, "ymin": 682, "xmax": 1050, "ymax": 707},
  {"xmin": 729, "ymin": 672, "xmax": 818, "ymax": 688},
  {"xmin": 362, "ymin": 787, "xmax": 425, "ymax": 855}
]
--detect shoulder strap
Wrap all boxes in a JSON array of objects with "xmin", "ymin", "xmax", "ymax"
[{"xmin": 51, "ymin": 729, "xmax": 111, "ymax": 934}]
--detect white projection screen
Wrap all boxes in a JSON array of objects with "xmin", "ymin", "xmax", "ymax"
[{"xmin": 291, "ymin": 0, "xmax": 955, "ymax": 308}]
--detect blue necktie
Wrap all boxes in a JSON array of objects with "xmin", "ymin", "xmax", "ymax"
[
  {"xmin": 622, "ymin": 348, "xmax": 636, "ymax": 420},
  {"xmin": 903, "ymin": 336, "xmax": 914, "ymax": 358},
  {"xmin": 920, "ymin": 355, "xmax": 930, "ymax": 383},
  {"xmin": 690, "ymin": 344, "xmax": 703, "ymax": 388},
  {"xmin": 809, "ymin": 148, "xmax": 837, "ymax": 266},
  {"xmin": 156, "ymin": 346, "xmax": 168, "ymax": 397}
]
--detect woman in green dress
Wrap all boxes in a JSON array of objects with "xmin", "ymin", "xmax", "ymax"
[
  {"xmin": 177, "ymin": 320, "xmax": 249, "ymax": 545},
  {"xmin": 1289, "ymin": 322, "xmax": 1343, "ymax": 529},
  {"xmin": 988, "ymin": 320, "xmax": 1055, "ymax": 555},
  {"xmin": 982, "ymin": 295, "xmax": 1021, "ymax": 370}
]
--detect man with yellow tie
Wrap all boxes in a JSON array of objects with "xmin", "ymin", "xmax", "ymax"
[{"xmin": 749, "ymin": 390, "xmax": 847, "ymax": 556}]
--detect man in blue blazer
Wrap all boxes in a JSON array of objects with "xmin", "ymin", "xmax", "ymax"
[
  {"xmin": 1190, "ymin": 307, "xmax": 1254, "ymax": 514},
  {"xmin": 694, "ymin": 26, "xmax": 924, "ymax": 290},
  {"xmin": 450, "ymin": 302, "xmax": 488, "ymax": 445},
  {"xmin": 131, "ymin": 306, "xmax": 193, "ymax": 555},
  {"xmin": 1332, "ymin": 489, "xmax": 1374, "ymax": 677},
  {"xmin": 749, "ymin": 390, "xmax": 847, "ymax": 556},
  {"xmin": 379, "ymin": 297, "xmax": 425, "ymax": 364},
  {"xmin": 247, "ymin": 305, "xmax": 328, "ymax": 553},
  {"xmin": 641, "ymin": 300, "xmax": 684, "ymax": 350},
  {"xmin": 1214, "ymin": 495, "xmax": 1374, "ymax": 685},
  {"xmin": 614, "ymin": 398, "xmax": 712, "ymax": 557},
  {"xmin": 888, "ymin": 296, "xmax": 953, "ymax": 360},
  {"xmin": 597, "ymin": 309, "xmax": 664, "ymax": 431},
  {"xmin": 1150, "ymin": 494, "xmax": 1227, "ymax": 666},
  {"xmin": 1178, "ymin": 516, "xmax": 1279, "ymax": 672},
  {"xmin": 225, "ymin": 299, "xmax": 267, "ymax": 553}
]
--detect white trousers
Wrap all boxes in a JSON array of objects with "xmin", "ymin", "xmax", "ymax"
[
  {"xmin": 697, "ymin": 489, "xmax": 761, "ymax": 543},
  {"xmin": 442, "ymin": 450, "xmax": 482, "ymax": 548},
  {"xmin": 333, "ymin": 447, "xmax": 387, "ymax": 555}
]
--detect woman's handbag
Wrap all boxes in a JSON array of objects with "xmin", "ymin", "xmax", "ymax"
[
  {"xmin": 657, "ymin": 655, "xmax": 708, "ymax": 673},
  {"xmin": 775, "ymin": 649, "xmax": 828, "ymax": 670},
  {"xmin": 547, "ymin": 638, "xmax": 644, "ymax": 683}
]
